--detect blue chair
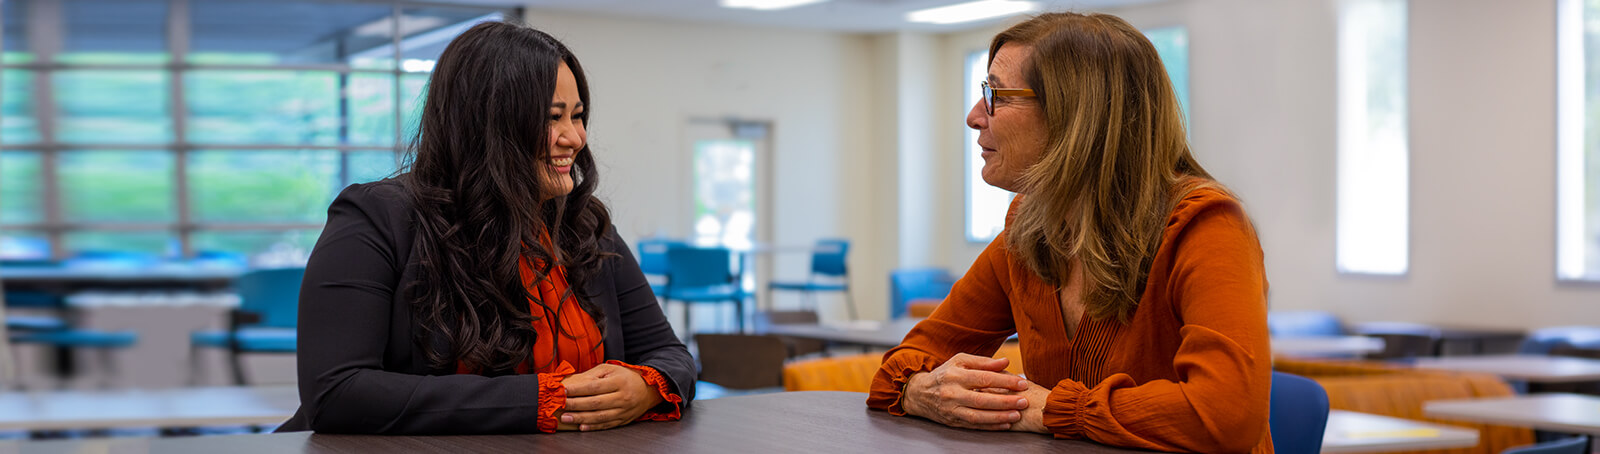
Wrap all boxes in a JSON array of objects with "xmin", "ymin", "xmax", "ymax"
[
  {"xmin": 660, "ymin": 245, "xmax": 748, "ymax": 335},
  {"xmin": 888, "ymin": 268, "xmax": 956, "ymax": 319},
  {"xmin": 1509, "ymin": 326, "xmax": 1600, "ymax": 394},
  {"xmin": 1503, "ymin": 435, "xmax": 1589, "ymax": 454},
  {"xmin": 3, "ymin": 289, "xmax": 68, "ymax": 332},
  {"xmin": 9, "ymin": 329, "xmax": 137, "ymax": 388},
  {"xmin": 768, "ymin": 239, "xmax": 856, "ymax": 319},
  {"xmin": 190, "ymin": 267, "xmax": 304, "ymax": 385},
  {"xmin": 64, "ymin": 251, "xmax": 161, "ymax": 269},
  {"xmin": 1269, "ymin": 371, "xmax": 1330, "ymax": 454},
  {"xmin": 1267, "ymin": 311, "xmax": 1345, "ymax": 337},
  {"xmin": 637, "ymin": 238, "xmax": 685, "ymax": 297},
  {"xmin": 1519, "ymin": 326, "xmax": 1600, "ymax": 354}
]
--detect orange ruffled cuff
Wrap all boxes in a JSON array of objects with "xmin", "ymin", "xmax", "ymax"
[
  {"xmin": 873, "ymin": 353, "xmax": 943, "ymax": 416},
  {"xmin": 606, "ymin": 360, "xmax": 683, "ymax": 421},
  {"xmin": 535, "ymin": 362, "xmax": 578, "ymax": 433}
]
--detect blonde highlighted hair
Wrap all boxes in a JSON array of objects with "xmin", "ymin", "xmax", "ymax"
[{"xmin": 997, "ymin": 12, "xmax": 1228, "ymax": 322}]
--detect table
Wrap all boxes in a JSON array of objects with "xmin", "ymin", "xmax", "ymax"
[
  {"xmin": 1424, "ymin": 393, "xmax": 1600, "ymax": 436},
  {"xmin": 1271, "ymin": 336, "xmax": 1387, "ymax": 358},
  {"xmin": 760, "ymin": 319, "xmax": 920, "ymax": 349},
  {"xmin": 1, "ymin": 264, "xmax": 244, "ymax": 290},
  {"xmin": 1321, "ymin": 410, "xmax": 1480, "ymax": 453},
  {"xmin": 0, "ymin": 386, "xmax": 298, "ymax": 431},
  {"xmin": 1349, "ymin": 322, "xmax": 1526, "ymax": 355},
  {"xmin": 1410, "ymin": 354, "xmax": 1600, "ymax": 383},
  {"xmin": 5, "ymin": 391, "xmax": 1147, "ymax": 454},
  {"xmin": 764, "ymin": 322, "xmax": 1390, "ymax": 356}
]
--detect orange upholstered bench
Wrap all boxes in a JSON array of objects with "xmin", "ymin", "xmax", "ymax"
[
  {"xmin": 783, "ymin": 343, "xmax": 1025, "ymax": 392},
  {"xmin": 1274, "ymin": 358, "xmax": 1533, "ymax": 454}
]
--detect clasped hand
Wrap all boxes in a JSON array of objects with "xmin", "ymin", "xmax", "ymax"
[
  {"xmin": 902, "ymin": 354, "xmax": 1050, "ymax": 433},
  {"xmin": 555, "ymin": 364, "xmax": 663, "ymax": 432}
]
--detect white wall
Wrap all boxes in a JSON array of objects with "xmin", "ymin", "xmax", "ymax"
[
  {"xmin": 528, "ymin": 0, "xmax": 1600, "ymax": 330},
  {"xmin": 522, "ymin": 9, "xmax": 895, "ymax": 322},
  {"xmin": 917, "ymin": 0, "xmax": 1600, "ymax": 329}
]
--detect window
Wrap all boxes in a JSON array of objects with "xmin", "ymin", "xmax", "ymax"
[
  {"xmin": 1144, "ymin": 27, "xmax": 1190, "ymax": 124},
  {"xmin": 1557, "ymin": 0, "xmax": 1600, "ymax": 280},
  {"xmin": 1336, "ymin": 0, "xmax": 1409, "ymax": 275},
  {"xmin": 0, "ymin": 0, "xmax": 504, "ymax": 262},
  {"xmin": 965, "ymin": 51, "xmax": 1014, "ymax": 242}
]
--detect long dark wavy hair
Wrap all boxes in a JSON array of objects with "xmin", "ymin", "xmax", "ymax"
[{"xmin": 401, "ymin": 22, "xmax": 614, "ymax": 373}]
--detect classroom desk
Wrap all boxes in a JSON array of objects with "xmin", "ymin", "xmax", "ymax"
[
  {"xmin": 0, "ymin": 386, "xmax": 298, "ymax": 431},
  {"xmin": 3, "ymin": 391, "xmax": 1146, "ymax": 454},
  {"xmin": 765, "ymin": 320, "xmax": 1389, "ymax": 358},
  {"xmin": 1411, "ymin": 354, "xmax": 1600, "ymax": 383},
  {"xmin": 1348, "ymin": 322, "xmax": 1526, "ymax": 355},
  {"xmin": 0, "ymin": 264, "xmax": 244, "ymax": 290},
  {"xmin": 1271, "ymin": 336, "xmax": 1387, "ymax": 358},
  {"xmin": 760, "ymin": 318, "xmax": 919, "ymax": 349},
  {"xmin": 1321, "ymin": 410, "xmax": 1480, "ymax": 453},
  {"xmin": 1424, "ymin": 393, "xmax": 1600, "ymax": 437}
]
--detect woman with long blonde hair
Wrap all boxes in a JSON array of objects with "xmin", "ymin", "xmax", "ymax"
[{"xmin": 868, "ymin": 12, "xmax": 1273, "ymax": 453}]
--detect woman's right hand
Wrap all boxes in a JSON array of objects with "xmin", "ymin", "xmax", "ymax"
[{"xmin": 901, "ymin": 354, "xmax": 1032, "ymax": 431}]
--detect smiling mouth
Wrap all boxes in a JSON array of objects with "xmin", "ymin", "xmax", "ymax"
[{"xmin": 549, "ymin": 156, "xmax": 574, "ymax": 166}]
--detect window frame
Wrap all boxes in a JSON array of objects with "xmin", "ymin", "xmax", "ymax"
[{"xmin": 0, "ymin": 0, "xmax": 509, "ymax": 260}]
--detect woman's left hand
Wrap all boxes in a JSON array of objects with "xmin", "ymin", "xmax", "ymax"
[
  {"xmin": 1006, "ymin": 381, "xmax": 1051, "ymax": 434},
  {"xmin": 560, "ymin": 364, "xmax": 664, "ymax": 431}
]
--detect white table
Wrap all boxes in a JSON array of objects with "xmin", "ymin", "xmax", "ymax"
[
  {"xmin": 1424, "ymin": 393, "xmax": 1600, "ymax": 436},
  {"xmin": 1411, "ymin": 354, "xmax": 1600, "ymax": 383},
  {"xmin": 761, "ymin": 319, "xmax": 920, "ymax": 348},
  {"xmin": 0, "ymin": 386, "xmax": 298, "ymax": 431},
  {"xmin": 1271, "ymin": 336, "xmax": 1386, "ymax": 357},
  {"xmin": 1322, "ymin": 410, "xmax": 1480, "ymax": 453},
  {"xmin": 764, "ymin": 325, "xmax": 1390, "ymax": 355}
]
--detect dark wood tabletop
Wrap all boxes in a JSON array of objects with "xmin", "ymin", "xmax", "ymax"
[{"xmin": 9, "ymin": 391, "xmax": 1149, "ymax": 453}]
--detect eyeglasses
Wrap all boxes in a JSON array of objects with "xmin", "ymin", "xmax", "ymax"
[{"xmin": 981, "ymin": 80, "xmax": 1036, "ymax": 116}]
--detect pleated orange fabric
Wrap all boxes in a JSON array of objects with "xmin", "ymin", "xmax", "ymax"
[
  {"xmin": 456, "ymin": 242, "xmax": 680, "ymax": 432},
  {"xmin": 868, "ymin": 188, "xmax": 1274, "ymax": 453}
]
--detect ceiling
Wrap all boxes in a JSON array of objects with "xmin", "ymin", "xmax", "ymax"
[{"xmin": 513, "ymin": 0, "xmax": 1167, "ymax": 33}]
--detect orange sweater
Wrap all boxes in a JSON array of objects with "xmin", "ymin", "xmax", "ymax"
[{"xmin": 868, "ymin": 188, "xmax": 1273, "ymax": 453}]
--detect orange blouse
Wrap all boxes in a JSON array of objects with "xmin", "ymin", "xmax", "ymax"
[
  {"xmin": 867, "ymin": 188, "xmax": 1274, "ymax": 453},
  {"xmin": 457, "ymin": 254, "xmax": 683, "ymax": 433}
]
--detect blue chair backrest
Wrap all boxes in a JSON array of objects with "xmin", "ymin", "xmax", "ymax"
[
  {"xmin": 889, "ymin": 268, "xmax": 955, "ymax": 319},
  {"xmin": 65, "ymin": 250, "xmax": 160, "ymax": 268},
  {"xmin": 1503, "ymin": 436, "xmax": 1589, "ymax": 454},
  {"xmin": 236, "ymin": 267, "xmax": 305, "ymax": 329},
  {"xmin": 637, "ymin": 238, "xmax": 683, "ymax": 277},
  {"xmin": 1519, "ymin": 326, "xmax": 1600, "ymax": 354},
  {"xmin": 810, "ymin": 239, "xmax": 849, "ymax": 277},
  {"xmin": 1270, "ymin": 371, "xmax": 1330, "ymax": 454},
  {"xmin": 1267, "ymin": 311, "xmax": 1344, "ymax": 337},
  {"xmin": 665, "ymin": 245, "xmax": 736, "ymax": 289}
]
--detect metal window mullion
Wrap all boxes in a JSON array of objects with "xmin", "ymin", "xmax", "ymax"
[
  {"xmin": 30, "ymin": 0, "xmax": 63, "ymax": 259},
  {"xmin": 392, "ymin": 3, "xmax": 404, "ymax": 159},
  {"xmin": 0, "ymin": 143, "xmax": 392, "ymax": 151},
  {"xmin": 170, "ymin": 0, "xmax": 192, "ymax": 258}
]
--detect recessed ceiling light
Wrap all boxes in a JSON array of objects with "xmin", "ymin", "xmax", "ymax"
[
  {"xmin": 720, "ymin": 0, "xmax": 830, "ymax": 11},
  {"xmin": 906, "ymin": 0, "xmax": 1039, "ymax": 25}
]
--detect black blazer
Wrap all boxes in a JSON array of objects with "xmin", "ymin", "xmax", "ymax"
[{"xmin": 278, "ymin": 179, "xmax": 695, "ymax": 434}]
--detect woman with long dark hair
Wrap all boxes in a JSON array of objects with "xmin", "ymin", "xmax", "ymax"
[{"xmin": 278, "ymin": 21, "xmax": 693, "ymax": 434}]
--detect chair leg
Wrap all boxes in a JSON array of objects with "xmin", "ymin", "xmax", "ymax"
[
  {"xmin": 682, "ymin": 301, "xmax": 693, "ymax": 340},
  {"xmin": 229, "ymin": 349, "xmax": 248, "ymax": 386},
  {"xmin": 735, "ymin": 297, "xmax": 746, "ymax": 334},
  {"xmin": 95, "ymin": 348, "xmax": 116, "ymax": 389},
  {"xmin": 187, "ymin": 343, "xmax": 202, "ymax": 387},
  {"xmin": 844, "ymin": 287, "xmax": 858, "ymax": 320}
]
